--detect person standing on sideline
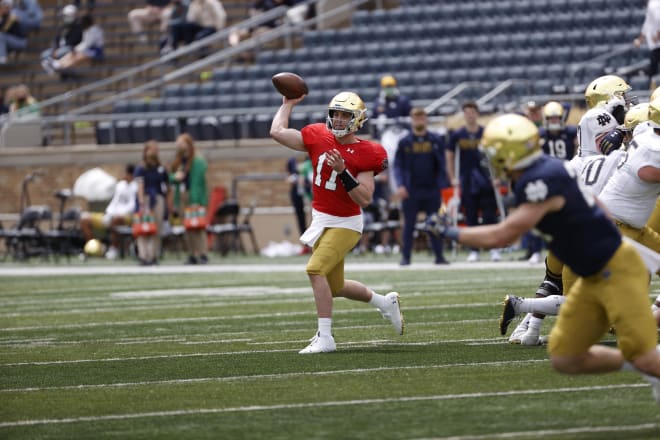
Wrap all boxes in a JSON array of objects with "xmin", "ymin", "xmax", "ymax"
[
  {"xmin": 394, "ymin": 107, "xmax": 449, "ymax": 266},
  {"xmin": 371, "ymin": 74, "xmax": 412, "ymax": 139},
  {"xmin": 446, "ymin": 101, "xmax": 500, "ymax": 262},
  {"xmin": 170, "ymin": 133, "xmax": 209, "ymax": 265},
  {"xmin": 134, "ymin": 140, "xmax": 171, "ymax": 265},
  {"xmin": 634, "ymin": 0, "xmax": 660, "ymax": 84},
  {"xmin": 426, "ymin": 113, "xmax": 660, "ymax": 403},
  {"xmin": 270, "ymin": 90, "xmax": 404, "ymax": 354}
]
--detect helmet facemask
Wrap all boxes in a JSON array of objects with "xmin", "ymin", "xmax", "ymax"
[{"xmin": 325, "ymin": 92, "xmax": 368, "ymax": 138}]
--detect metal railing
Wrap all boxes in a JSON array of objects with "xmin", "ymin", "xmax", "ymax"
[{"xmin": 1, "ymin": 0, "xmax": 370, "ymax": 145}]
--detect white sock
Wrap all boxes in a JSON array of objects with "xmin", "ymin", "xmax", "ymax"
[
  {"xmin": 520, "ymin": 313, "xmax": 533, "ymax": 326},
  {"xmin": 368, "ymin": 290, "xmax": 389, "ymax": 309},
  {"xmin": 518, "ymin": 295, "xmax": 565, "ymax": 315},
  {"xmin": 621, "ymin": 360, "xmax": 638, "ymax": 372},
  {"xmin": 528, "ymin": 316, "xmax": 544, "ymax": 331},
  {"xmin": 318, "ymin": 317, "xmax": 332, "ymax": 337}
]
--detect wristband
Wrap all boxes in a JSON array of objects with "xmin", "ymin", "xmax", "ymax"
[
  {"xmin": 445, "ymin": 226, "xmax": 460, "ymax": 241},
  {"xmin": 338, "ymin": 169, "xmax": 359, "ymax": 192}
]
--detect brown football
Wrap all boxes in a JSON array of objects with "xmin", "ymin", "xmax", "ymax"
[{"xmin": 272, "ymin": 72, "xmax": 309, "ymax": 99}]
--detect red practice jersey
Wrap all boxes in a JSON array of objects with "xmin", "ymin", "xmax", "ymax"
[{"xmin": 301, "ymin": 123, "xmax": 388, "ymax": 217}]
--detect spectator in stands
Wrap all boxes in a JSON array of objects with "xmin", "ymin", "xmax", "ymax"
[
  {"xmin": 394, "ymin": 107, "xmax": 449, "ymax": 266},
  {"xmin": 11, "ymin": 0, "xmax": 40, "ymax": 33},
  {"xmin": 0, "ymin": 0, "xmax": 28, "ymax": 65},
  {"xmin": 42, "ymin": 13, "xmax": 104, "ymax": 75},
  {"xmin": 170, "ymin": 134, "xmax": 209, "ymax": 265},
  {"xmin": 7, "ymin": 84, "xmax": 39, "ymax": 117},
  {"xmin": 135, "ymin": 140, "xmax": 172, "ymax": 265},
  {"xmin": 127, "ymin": 0, "xmax": 171, "ymax": 44},
  {"xmin": 159, "ymin": 0, "xmax": 187, "ymax": 54},
  {"xmin": 446, "ymin": 101, "xmax": 501, "ymax": 262},
  {"xmin": 634, "ymin": 0, "xmax": 660, "ymax": 82},
  {"xmin": 228, "ymin": 0, "xmax": 293, "ymax": 55},
  {"xmin": 79, "ymin": 164, "xmax": 138, "ymax": 260},
  {"xmin": 40, "ymin": 4, "xmax": 82, "ymax": 68},
  {"xmin": 162, "ymin": 0, "xmax": 225, "ymax": 55},
  {"xmin": 371, "ymin": 75, "xmax": 412, "ymax": 139}
]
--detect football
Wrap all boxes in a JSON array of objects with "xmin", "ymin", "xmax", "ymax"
[{"xmin": 272, "ymin": 72, "xmax": 309, "ymax": 99}]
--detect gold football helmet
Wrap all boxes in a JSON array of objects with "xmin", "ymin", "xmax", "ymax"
[
  {"xmin": 84, "ymin": 239, "xmax": 104, "ymax": 257},
  {"xmin": 326, "ymin": 91, "xmax": 368, "ymax": 138},
  {"xmin": 542, "ymin": 101, "xmax": 565, "ymax": 131},
  {"xmin": 480, "ymin": 114, "xmax": 542, "ymax": 178},
  {"xmin": 649, "ymin": 97, "xmax": 660, "ymax": 129},
  {"xmin": 584, "ymin": 75, "xmax": 634, "ymax": 110},
  {"xmin": 623, "ymin": 102, "xmax": 649, "ymax": 132}
]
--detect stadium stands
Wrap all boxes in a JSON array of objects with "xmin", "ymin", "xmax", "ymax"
[{"xmin": 2, "ymin": 0, "xmax": 649, "ymax": 144}]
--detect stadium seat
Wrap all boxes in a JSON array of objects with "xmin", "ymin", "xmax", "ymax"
[
  {"xmin": 218, "ymin": 115, "xmax": 238, "ymax": 139},
  {"xmin": 114, "ymin": 120, "xmax": 132, "ymax": 144},
  {"xmin": 162, "ymin": 84, "xmax": 182, "ymax": 98},
  {"xmin": 181, "ymin": 83, "xmax": 200, "ymax": 97},
  {"xmin": 131, "ymin": 119, "xmax": 149, "ymax": 143},
  {"xmin": 199, "ymin": 116, "xmax": 219, "ymax": 141},
  {"xmin": 148, "ymin": 118, "xmax": 179, "ymax": 142},
  {"xmin": 184, "ymin": 117, "xmax": 201, "ymax": 140},
  {"xmin": 96, "ymin": 121, "xmax": 113, "ymax": 144}
]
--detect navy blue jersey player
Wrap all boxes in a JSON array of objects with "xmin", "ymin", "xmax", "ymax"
[
  {"xmin": 426, "ymin": 113, "xmax": 660, "ymax": 403},
  {"xmin": 539, "ymin": 101, "xmax": 577, "ymax": 160},
  {"xmin": 446, "ymin": 101, "xmax": 500, "ymax": 262}
]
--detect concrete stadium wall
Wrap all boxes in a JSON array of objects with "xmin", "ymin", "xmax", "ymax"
[{"xmin": 0, "ymin": 139, "xmax": 307, "ymax": 246}]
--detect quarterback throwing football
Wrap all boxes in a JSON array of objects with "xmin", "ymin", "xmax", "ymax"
[{"xmin": 270, "ymin": 91, "xmax": 404, "ymax": 354}]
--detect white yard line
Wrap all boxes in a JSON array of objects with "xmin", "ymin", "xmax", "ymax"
[
  {"xmin": 1, "ymin": 359, "xmax": 547, "ymax": 393},
  {"xmin": 0, "ymin": 303, "xmax": 495, "ymax": 332},
  {"xmin": 413, "ymin": 423, "xmax": 660, "ymax": 440},
  {"xmin": 0, "ymin": 261, "xmax": 542, "ymax": 277},
  {"xmin": 0, "ymin": 336, "xmax": 502, "ymax": 367},
  {"xmin": 0, "ymin": 383, "xmax": 646, "ymax": 428}
]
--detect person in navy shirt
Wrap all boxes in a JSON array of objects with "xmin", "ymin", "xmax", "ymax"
[
  {"xmin": 394, "ymin": 107, "xmax": 449, "ymax": 265},
  {"xmin": 134, "ymin": 140, "xmax": 171, "ymax": 265},
  {"xmin": 371, "ymin": 75, "xmax": 412, "ymax": 139},
  {"xmin": 446, "ymin": 101, "xmax": 500, "ymax": 262},
  {"xmin": 427, "ymin": 113, "xmax": 660, "ymax": 403}
]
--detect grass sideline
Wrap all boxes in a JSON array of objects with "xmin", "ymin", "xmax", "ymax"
[{"xmin": 2, "ymin": 253, "xmax": 660, "ymax": 439}]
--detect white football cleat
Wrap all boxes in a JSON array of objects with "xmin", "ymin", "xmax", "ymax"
[
  {"xmin": 298, "ymin": 332, "xmax": 336, "ymax": 354},
  {"xmin": 490, "ymin": 249, "xmax": 502, "ymax": 262},
  {"xmin": 379, "ymin": 292, "xmax": 405, "ymax": 335},
  {"xmin": 508, "ymin": 320, "xmax": 529, "ymax": 344},
  {"xmin": 520, "ymin": 327, "xmax": 541, "ymax": 346},
  {"xmin": 528, "ymin": 252, "xmax": 541, "ymax": 264},
  {"xmin": 466, "ymin": 251, "xmax": 479, "ymax": 262}
]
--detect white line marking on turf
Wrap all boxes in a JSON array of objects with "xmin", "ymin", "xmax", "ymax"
[
  {"xmin": 413, "ymin": 423, "xmax": 660, "ymax": 440},
  {"xmin": 0, "ymin": 303, "xmax": 496, "ymax": 332},
  {"xmin": 0, "ymin": 383, "xmax": 647, "ymax": 428},
  {"xmin": 0, "ymin": 260, "xmax": 544, "ymax": 277},
  {"xmin": 1, "ymin": 359, "xmax": 547, "ymax": 393}
]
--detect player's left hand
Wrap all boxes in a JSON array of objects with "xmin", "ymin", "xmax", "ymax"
[{"xmin": 424, "ymin": 213, "xmax": 450, "ymax": 238}]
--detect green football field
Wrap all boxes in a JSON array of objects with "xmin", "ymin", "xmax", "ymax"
[{"xmin": 2, "ymin": 253, "xmax": 660, "ymax": 439}]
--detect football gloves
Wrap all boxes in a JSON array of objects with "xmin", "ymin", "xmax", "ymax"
[{"xmin": 424, "ymin": 213, "xmax": 450, "ymax": 238}]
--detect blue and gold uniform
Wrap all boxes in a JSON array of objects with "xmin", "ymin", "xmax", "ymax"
[
  {"xmin": 512, "ymin": 146, "xmax": 655, "ymax": 361},
  {"xmin": 540, "ymin": 125, "xmax": 578, "ymax": 160},
  {"xmin": 448, "ymin": 126, "xmax": 498, "ymax": 227}
]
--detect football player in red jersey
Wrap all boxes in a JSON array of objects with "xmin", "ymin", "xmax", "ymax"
[{"xmin": 271, "ymin": 91, "xmax": 405, "ymax": 354}]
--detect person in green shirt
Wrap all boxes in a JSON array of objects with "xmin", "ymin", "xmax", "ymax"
[{"xmin": 171, "ymin": 133, "xmax": 209, "ymax": 264}]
